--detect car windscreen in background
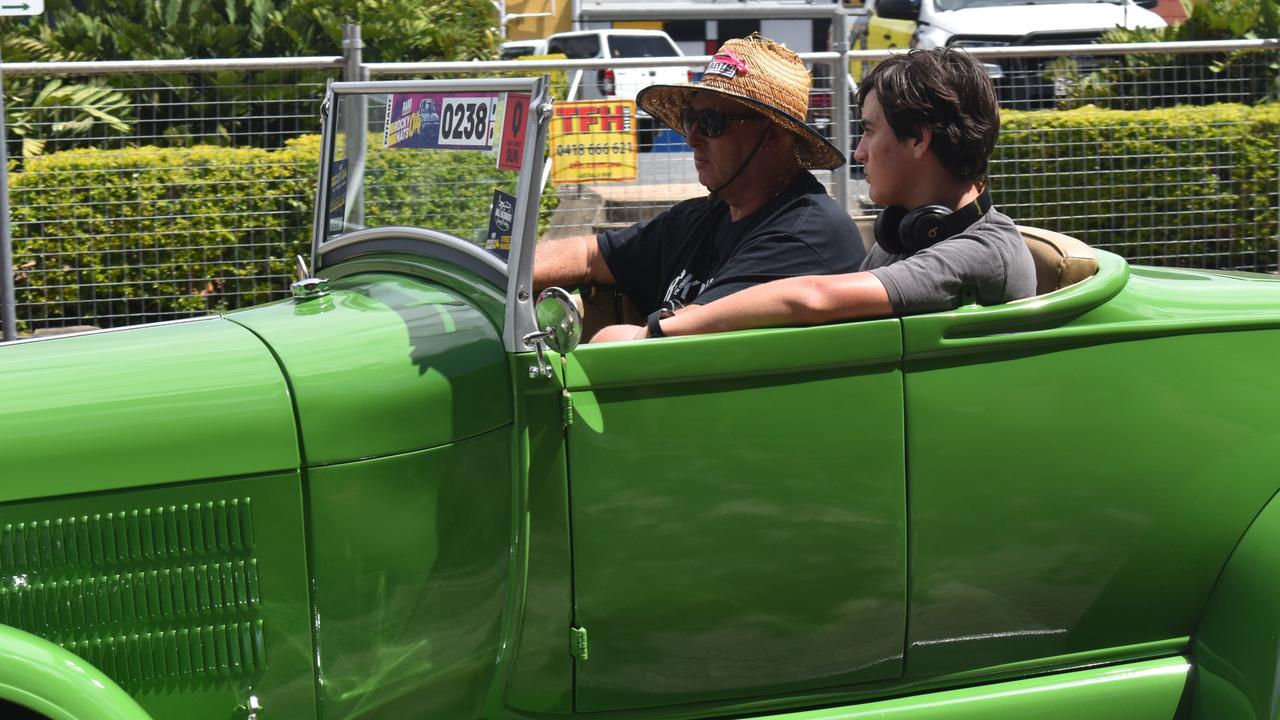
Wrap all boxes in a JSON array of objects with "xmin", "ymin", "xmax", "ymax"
[
  {"xmin": 548, "ymin": 35, "xmax": 601, "ymax": 59},
  {"xmin": 607, "ymin": 36, "xmax": 679, "ymax": 58}
]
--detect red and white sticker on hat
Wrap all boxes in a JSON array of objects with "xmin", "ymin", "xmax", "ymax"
[{"xmin": 704, "ymin": 51, "xmax": 750, "ymax": 79}]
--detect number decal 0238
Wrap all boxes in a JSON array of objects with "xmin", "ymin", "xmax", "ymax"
[{"xmin": 438, "ymin": 97, "xmax": 496, "ymax": 148}]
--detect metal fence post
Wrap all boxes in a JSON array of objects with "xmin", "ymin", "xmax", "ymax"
[
  {"xmin": 0, "ymin": 43, "xmax": 18, "ymax": 342},
  {"xmin": 832, "ymin": 9, "xmax": 851, "ymax": 217},
  {"xmin": 342, "ymin": 24, "xmax": 367, "ymax": 228}
]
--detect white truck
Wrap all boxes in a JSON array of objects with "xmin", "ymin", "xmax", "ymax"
[
  {"xmin": 545, "ymin": 29, "xmax": 688, "ymax": 104},
  {"xmin": 855, "ymin": 0, "xmax": 1166, "ymax": 104}
]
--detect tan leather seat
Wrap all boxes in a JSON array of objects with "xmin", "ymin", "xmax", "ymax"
[{"xmin": 1018, "ymin": 225, "xmax": 1098, "ymax": 294}]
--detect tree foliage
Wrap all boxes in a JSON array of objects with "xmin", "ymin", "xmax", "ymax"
[
  {"xmin": 1, "ymin": 0, "xmax": 500, "ymax": 155},
  {"xmin": 3, "ymin": 0, "xmax": 498, "ymax": 62},
  {"xmin": 1051, "ymin": 0, "xmax": 1280, "ymax": 109},
  {"xmin": 1, "ymin": 35, "xmax": 133, "ymax": 158}
]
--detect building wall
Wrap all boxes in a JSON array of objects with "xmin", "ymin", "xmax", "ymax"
[
  {"xmin": 1154, "ymin": 0, "xmax": 1188, "ymax": 24},
  {"xmin": 505, "ymin": 0, "xmax": 571, "ymax": 40}
]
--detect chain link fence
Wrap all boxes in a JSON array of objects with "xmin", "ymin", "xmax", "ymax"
[
  {"xmin": 1, "ymin": 37, "xmax": 1277, "ymax": 336},
  {"xmin": 2, "ymin": 58, "xmax": 339, "ymax": 334}
]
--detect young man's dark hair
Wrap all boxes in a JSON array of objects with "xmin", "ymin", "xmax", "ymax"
[{"xmin": 857, "ymin": 48, "xmax": 999, "ymax": 183}]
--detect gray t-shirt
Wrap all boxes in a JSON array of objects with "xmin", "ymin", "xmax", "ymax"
[{"xmin": 862, "ymin": 208, "xmax": 1036, "ymax": 315}]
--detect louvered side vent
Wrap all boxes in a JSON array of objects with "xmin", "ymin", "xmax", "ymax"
[{"xmin": 0, "ymin": 499, "xmax": 263, "ymax": 687}]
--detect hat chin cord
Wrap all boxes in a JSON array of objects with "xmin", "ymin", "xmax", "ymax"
[{"xmin": 708, "ymin": 126, "xmax": 772, "ymax": 200}]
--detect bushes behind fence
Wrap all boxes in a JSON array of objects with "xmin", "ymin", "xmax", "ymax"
[
  {"xmin": 994, "ymin": 102, "xmax": 1279, "ymax": 269},
  {"xmin": 7, "ymin": 101, "xmax": 1279, "ymax": 329},
  {"xmin": 10, "ymin": 139, "xmax": 315, "ymax": 327},
  {"xmin": 8, "ymin": 135, "xmax": 557, "ymax": 328}
]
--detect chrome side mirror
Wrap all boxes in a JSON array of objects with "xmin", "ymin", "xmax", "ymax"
[
  {"xmin": 533, "ymin": 286, "xmax": 582, "ymax": 354},
  {"xmin": 523, "ymin": 287, "xmax": 582, "ymax": 379}
]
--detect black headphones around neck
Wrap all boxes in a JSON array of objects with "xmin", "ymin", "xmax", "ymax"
[{"xmin": 874, "ymin": 188, "xmax": 994, "ymax": 255}]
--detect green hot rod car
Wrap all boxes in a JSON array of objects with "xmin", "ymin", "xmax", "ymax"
[{"xmin": 2, "ymin": 76, "xmax": 1280, "ymax": 720}]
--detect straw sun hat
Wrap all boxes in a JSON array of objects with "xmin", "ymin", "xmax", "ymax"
[{"xmin": 637, "ymin": 34, "xmax": 845, "ymax": 171}]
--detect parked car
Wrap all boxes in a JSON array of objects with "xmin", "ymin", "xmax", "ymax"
[
  {"xmin": 855, "ymin": 0, "xmax": 1166, "ymax": 105},
  {"xmin": 3, "ymin": 75, "xmax": 1280, "ymax": 720}
]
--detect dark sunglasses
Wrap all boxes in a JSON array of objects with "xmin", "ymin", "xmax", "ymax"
[{"xmin": 679, "ymin": 107, "xmax": 765, "ymax": 139}]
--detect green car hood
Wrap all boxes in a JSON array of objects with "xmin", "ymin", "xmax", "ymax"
[
  {"xmin": 227, "ymin": 271, "xmax": 512, "ymax": 467},
  {"xmin": 0, "ymin": 318, "xmax": 299, "ymax": 501}
]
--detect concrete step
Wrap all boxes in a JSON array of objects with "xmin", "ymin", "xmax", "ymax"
[
  {"xmin": 544, "ymin": 181, "xmax": 705, "ymax": 239},
  {"xmin": 595, "ymin": 182, "xmax": 704, "ymax": 226},
  {"xmin": 543, "ymin": 187, "xmax": 606, "ymax": 241}
]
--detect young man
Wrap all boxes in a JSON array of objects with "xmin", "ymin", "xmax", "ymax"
[
  {"xmin": 592, "ymin": 48, "xmax": 1036, "ymax": 342},
  {"xmin": 534, "ymin": 35, "xmax": 865, "ymax": 319}
]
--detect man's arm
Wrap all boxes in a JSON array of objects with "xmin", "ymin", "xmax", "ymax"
[
  {"xmin": 533, "ymin": 235, "xmax": 616, "ymax": 292},
  {"xmin": 591, "ymin": 271, "xmax": 894, "ymax": 342}
]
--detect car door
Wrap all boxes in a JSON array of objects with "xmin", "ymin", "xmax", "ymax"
[
  {"xmin": 895, "ymin": 273, "xmax": 1280, "ymax": 679},
  {"xmin": 562, "ymin": 321, "xmax": 907, "ymax": 713},
  {"xmin": 546, "ymin": 33, "xmax": 605, "ymax": 100}
]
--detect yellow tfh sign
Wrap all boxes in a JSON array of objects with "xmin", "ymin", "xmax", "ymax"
[{"xmin": 550, "ymin": 100, "xmax": 638, "ymax": 184}]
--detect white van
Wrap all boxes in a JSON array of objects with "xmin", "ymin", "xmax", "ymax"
[{"xmin": 856, "ymin": 0, "xmax": 1166, "ymax": 103}]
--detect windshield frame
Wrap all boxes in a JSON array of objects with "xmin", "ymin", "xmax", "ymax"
[{"xmin": 312, "ymin": 76, "xmax": 552, "ymax": 353}]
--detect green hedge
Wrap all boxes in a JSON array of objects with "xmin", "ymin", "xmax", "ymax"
[
  {"xmin": 10, "ymin": 140, "xmax": 314, "ymax": 327},
  {"xmin": 9, "ymin": 134, "xmax": 558, "ymax": 328},
  {"xmin": 8, "ymin": 102, "xmax": 1278, "ymax": 329},
  {"xmin": 993, "ymin": 103, "xmax": 1279, "ymax": 269}
]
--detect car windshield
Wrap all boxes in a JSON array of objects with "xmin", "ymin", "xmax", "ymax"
[
  {"xmin": 935, "ymin": 0, "xmax": 1121, "ymax": 8},
  {"xmin": 501, "ymin": 45, "xmax": 537, "ymax": 60},
  {"xmin": 548, "ymin": 35, "xmax": 601, "ymax": 59},
  {"xmin": 321, "ymin": 89, "xmax": 539, "ymax": 263},
  {"xmin": 606, "ymin": 36, "xmax": 680, "ymax": 58}
]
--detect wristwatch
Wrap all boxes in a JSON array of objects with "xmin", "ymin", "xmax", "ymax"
[{"xmin": 647, "ymin": 308, "xmax": 675, "ymax": 338}]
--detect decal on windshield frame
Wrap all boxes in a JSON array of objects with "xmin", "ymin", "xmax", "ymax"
[
  {"xmin": 327, "ymin": 159, "xmax": 349, "ymax": 233},
  {"xmin": 486, "ymin": 189, "xmax": 517, "ymax": 260},
  {"xmin": 383, "ymin": 92, "xmax": 499, "ymax": 151}
]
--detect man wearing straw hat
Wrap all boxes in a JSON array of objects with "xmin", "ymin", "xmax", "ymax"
[
  {"xmin": 592, "ymin": 47, "xmax": 1035, "ymax": 342},
  {"xmin": 534, "ymin": 34, "xmax": 865, "ymax": 327}
]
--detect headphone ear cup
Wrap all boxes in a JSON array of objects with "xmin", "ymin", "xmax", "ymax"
[
  {"xmin": 874, "ymin": 206, "xmax": 908, "ymax": 255},
  {"xmin": 898, "ymin": 204, "xmax": 953, "ymax": 255}
]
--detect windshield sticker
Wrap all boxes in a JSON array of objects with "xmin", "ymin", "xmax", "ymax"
[
  {"xmin": 383, "ymin": 92, "xmax": 498, "ymax": 150},
  {"xmin": 327, "ymin": 159, "xmax": 348, "ymax": 233},
  {"xmin": 549, "ymin": 100, "xmax": 638, "ymax": 184},
  {"xmin": 486, "ymin": 189, "xmax": 517, "ymax": 260},
  {"xmin": 497, "ymin": 93, "xmax": 530, "ymax": 171}
]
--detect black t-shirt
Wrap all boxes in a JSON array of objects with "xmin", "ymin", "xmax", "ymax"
[{"xmin": 596, "ymin": 171, "xmax": 866, "ymax": 315}]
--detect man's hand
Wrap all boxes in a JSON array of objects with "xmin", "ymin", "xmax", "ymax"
[{"xmin": 590, "ymin": 324, "xmax": 647, "ymax": 343}]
